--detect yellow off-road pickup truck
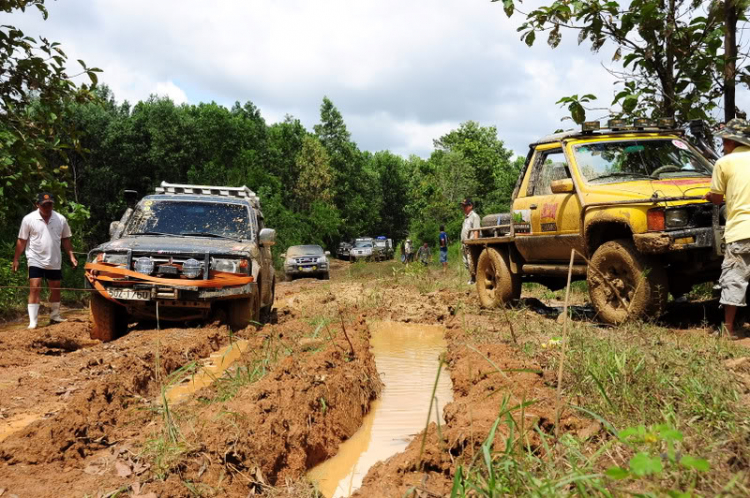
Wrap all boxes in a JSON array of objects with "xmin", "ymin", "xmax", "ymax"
[{"xmin": 465, "ymin": 119, "xmax": 724, "ymax": 324}]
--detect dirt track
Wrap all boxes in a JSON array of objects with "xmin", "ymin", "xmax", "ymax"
[{"xmin": 1, "ymin": 260, "xmax": 748, "ymax": 497}]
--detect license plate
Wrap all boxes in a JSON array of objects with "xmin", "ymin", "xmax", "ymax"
[
  {"xmin": 302, "ymin": 266, "xmax": 315, "ymax": 272},
  {"xmin": 715, "ymin": 227, "xmax": 726, "ymax": 256},
  {"xmin": 109, "ymin": 288, "xmax": 150, "ymax": 301}
]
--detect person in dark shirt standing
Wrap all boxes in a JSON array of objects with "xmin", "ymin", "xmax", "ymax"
[{"xmin": 438, "ymin": 225, "xmax": 449, "ymax": 273}]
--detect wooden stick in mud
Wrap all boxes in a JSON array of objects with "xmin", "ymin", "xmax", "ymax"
[
  {"xmin": 555, "ymin": 249, "xmax": 575, "ymax": 438},
  {"xmin": 338, "ymin": 308, "xmax": 356, "ymax": 359}
]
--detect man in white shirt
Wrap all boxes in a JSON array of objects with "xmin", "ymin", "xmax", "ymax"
[
  {"xmin": 12, "ymin": 193, "xmax": 78, "ymax": 328},
  {"xmin": 460, "ymin": 198, "xmax": 481, "ymax": 285}
]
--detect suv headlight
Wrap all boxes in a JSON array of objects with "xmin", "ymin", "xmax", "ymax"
[
  {"xmin": 134, "ymin": 257, "xmax": 154, "ymax": 275},
  {"xmin": 666, "ymin": 209, "xmax": 689, "ymax": 228},
  {"xmin": 102, "ymin": 253, "xmax": 128, "ymax": 266},
  {"xmin": 211, "ymin": 258, "xmax": 241, "ymax": 273},
  {"xmin": 182, "ymin": 258, "xmax": 202, "ymax": 278}
]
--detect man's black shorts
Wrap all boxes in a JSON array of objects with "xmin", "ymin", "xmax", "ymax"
[{"xmin": 28, "ymin": 266, "xmax": 62, "ymax": 281}]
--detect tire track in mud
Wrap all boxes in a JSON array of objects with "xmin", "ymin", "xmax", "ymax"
[{"xmin": 0, "ymin": 276, "xmax": 384, "ymax": 497}]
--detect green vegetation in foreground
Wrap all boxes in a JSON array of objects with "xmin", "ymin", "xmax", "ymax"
[{"xmin": 449, "ymin": 315, "xmax": 750, "ymax": 497}]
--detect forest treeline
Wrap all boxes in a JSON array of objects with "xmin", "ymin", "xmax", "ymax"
[{"xmin": 1, "ymin": 86, "xmax": 523, "ymax": 260}]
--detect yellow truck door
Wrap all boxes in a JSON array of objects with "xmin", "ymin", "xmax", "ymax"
[{"xmin": 513, "ymin": 146, "xmax": 583, "ymax": 262}]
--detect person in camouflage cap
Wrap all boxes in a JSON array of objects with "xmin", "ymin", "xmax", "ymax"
[
  {"xmin": 705, "ymin": 118, "xmax": 750, "ymax": 337},
  {"xmin": 716, "ymin": 118, "xmax": 750, "ymax": 147}
]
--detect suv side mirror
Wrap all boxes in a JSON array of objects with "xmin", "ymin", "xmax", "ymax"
[
  {"xmin": 551, "ymin": 179, "xmax": 575, "ymax": 194},
  {"xmin": 109, "ymin": 221, "xmax": 123, "ymax": 239},
  {"xmin": 124, "ymin": 190, "xmax": 139, "ymax": 208},
  {"xmin": 325, "ymin": 251, "xmax": 331, "ymax": 256},
  {"xmin": 259, "ymin": 228, "xmax": 276, "ymax": 246}
]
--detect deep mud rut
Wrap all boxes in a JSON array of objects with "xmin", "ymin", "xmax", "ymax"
[{"xmin": 0, "ymin": 260, "xmax": 746, "ymax": 497}]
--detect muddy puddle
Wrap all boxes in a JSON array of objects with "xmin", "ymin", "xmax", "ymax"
[
  {"xmin": 309, "ymin": 321, "xmax": 453, "ymax": 498},
  {"xmin": 164, "ymin": 339, "xmax": 249, "ymax": 404}
]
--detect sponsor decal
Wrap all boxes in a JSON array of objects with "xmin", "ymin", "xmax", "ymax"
[
  {"xmin": 541, "ymin": 223, "xmax": 558, "ymax": 232},
  {"xmin": 672, "ymin": 139, "xmax": 689, "ymax": 151},
  {"xmin": 540, "ymin": 202, "xmax": 558, "ymax": 221},
  {"xmin": 513, "ymin": 209, "xmax": 531, "ymax": 234}
]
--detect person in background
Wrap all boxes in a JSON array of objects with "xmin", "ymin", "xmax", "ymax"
[
  {"xmin": 404, "ymin": 238, "xmax": 413, "ymax": 264},
  {"xmin": 460, "ymin": 198, "xmax": 481, "ymax": 285},
  {"xmin": 705, "ymin": 118, "xmax": 750, "ymax": 338},
  {"xmin": 12, "ymin": 193, "xmax": 78, "ymax": 329},
  {"xmin": 416, "ymin": 242, "xmax": 431, "ymax": 266},
  {"xmin": 439, "ymin": 225, "xmax": 449, "ymax": 272}
]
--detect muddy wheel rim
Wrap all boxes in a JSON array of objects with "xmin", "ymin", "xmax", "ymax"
[{"xmin": 600, "ymin": 259, "xmax": 635, "ymax": 310}]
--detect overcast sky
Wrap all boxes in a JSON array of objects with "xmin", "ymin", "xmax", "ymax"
[{"xmin": 11, "ymin": 0, "xmax": 747, "ymax": 157}]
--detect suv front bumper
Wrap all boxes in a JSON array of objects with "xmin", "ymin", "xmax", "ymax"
[{"xmin": 633, "ymin": 227, "xmax": 718, "ymax": 254}]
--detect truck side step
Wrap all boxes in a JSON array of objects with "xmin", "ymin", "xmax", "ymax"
[{"xmin": 521, "ymin": 264, "xmax": 587, "ymax": 277}]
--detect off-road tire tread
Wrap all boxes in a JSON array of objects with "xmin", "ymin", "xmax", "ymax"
[
  {"xmin": 476, "ymin": 247, "xmax": 520, "ymax": 308},
  {"xmin": 587, "ymin": 238, "xmax": 669, "ymax": 325},
  {"xmin": 89, "ymin": 293, "xmax": 127, "ymax": 342}
]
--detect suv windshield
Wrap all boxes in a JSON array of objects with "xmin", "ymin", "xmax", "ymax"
[
  {"xmin": 287, "ymin": 245, "xmax": 324, "ymax": 257},
  {"xmin": 573, "ymin": 139, "xmax": 712, "ymax": 184},
  {"xmin": 354, "ymin": 240, "xmax": 372, "ymax": 248},
  {"xmin": 124, "ymin": 201, "xmax": 251, "ymax": 239}
]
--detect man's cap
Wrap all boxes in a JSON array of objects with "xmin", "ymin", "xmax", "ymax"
[
  {"xmin": 717, "ymin": 118, "xmax": 750, "ymax": 147},
  {"xmin": 460, "ymin": 198, "xmax": 473, "ymax": 206},
  {"xmin": 37, "ymin": 192, "xmax": 55, "ymax": 204}
]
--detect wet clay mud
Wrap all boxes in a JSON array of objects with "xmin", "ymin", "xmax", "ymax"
[
  {"xmin": 164, "ymin": 338, "xmax": 250, "ymax": 404},
  {"xmin": 309, "ymin": 321, "xmax": 452, "ymax": 498}
]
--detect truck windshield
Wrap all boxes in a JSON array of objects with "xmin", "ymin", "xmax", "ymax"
[
  {"xmin": 124, "ymin": 201, "xmax": 251, "ymax": 239},
  {"xmin": 573, "ymin": 139, "xmax": 713, "ymax": 184},
  {"xmin": 287, "ymin": 245, "xmax": 324, "ymax": 257}
]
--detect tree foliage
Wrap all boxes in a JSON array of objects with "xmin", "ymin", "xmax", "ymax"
[
  {"xmin": 497, "ymin": 0, "xmax": 749, "ymax": 123},
  {"xmin": 0, "ymin": 0, "xmax": 100, "ymax": 230}
]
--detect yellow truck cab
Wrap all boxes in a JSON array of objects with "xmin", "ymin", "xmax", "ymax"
[{"xmin": 465, "ymin": 119, "xmax": 723, "ymax": 324}]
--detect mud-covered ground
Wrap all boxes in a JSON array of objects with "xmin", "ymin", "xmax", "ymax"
[{"xmin": 1, "ymin": 260, "xmax": 749, "ymax": 497}]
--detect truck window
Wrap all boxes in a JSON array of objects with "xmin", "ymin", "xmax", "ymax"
[
  {"xmin": 573, "ymin": 139, "xmax": 712, "ymax": 184},
  {"xmin": 530, "ymin": 149, "xmax": 570, "ymax": 196},
  {"xmin": 124, "ymin": 201, "xmax": 253, "ymax": 240}
]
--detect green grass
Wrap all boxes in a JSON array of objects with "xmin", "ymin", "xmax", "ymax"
[{"xmin": 451, "ymin": 318, "xmax": 750, "ymax": 496}]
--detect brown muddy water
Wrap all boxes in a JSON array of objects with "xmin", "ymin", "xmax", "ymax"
[{"xmin": 308, "ymin": 321, "xmax": 453, "ymax": 498}]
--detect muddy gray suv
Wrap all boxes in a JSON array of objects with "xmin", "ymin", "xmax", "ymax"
[{"xmin": 85, "ymin": 182, "xmax": 276, "ymax": 341}]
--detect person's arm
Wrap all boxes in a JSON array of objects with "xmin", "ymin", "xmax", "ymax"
[
  {"xmin": 12, "ymin": 238, "xmax": 27, "ymax": 272},
  {"xmin": 704, "ymin": 192, "xmax": 724, "ymax": 205},
  {"xmin": 705, "ymin": 160, "xmax": 726, "ymax": 205},
  {"xmin": 470, "ymin": 213, "xmax": 480, "ymax": 239},
  {"xmin": 61, "ymin": 237, "xmax": 78, "ymax": 268}
]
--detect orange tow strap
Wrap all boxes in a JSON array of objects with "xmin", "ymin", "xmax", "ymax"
[
  {"xmin": 84, "ymin": 262, "xmax": 254, "ymax": 303},
  {"xmin": 85, "ymin": 262, "xmax": 253, "ymax": 288}
]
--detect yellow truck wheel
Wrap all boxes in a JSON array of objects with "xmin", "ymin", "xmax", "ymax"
[
  {"xmin": 477, "ymin": 247, "xmax": 520, "ymax": 308},
  {"xmin": 89, "ymin": 293, "xmax": 128, "ymax": 342},
  {"xmin": 588, "ymin": 239, "xmax": 669, "ymax": 324}
]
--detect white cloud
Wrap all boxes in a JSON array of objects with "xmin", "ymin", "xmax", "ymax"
[
  {"xmin": 10, "ymin": 0, "xmax": 744, "ymax": 157},
  {"xmin": 153, "ymin": 81, "xmax": 188, "ymax": 105}
]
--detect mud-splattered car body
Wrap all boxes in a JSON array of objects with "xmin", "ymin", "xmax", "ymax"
[
  {"xmin": 282, "ymin": 245, "xmax": 330, "ymax": 281},
  {"xmin": 464, "ymin": 121, "xmax": 722, "ymax": 324},
  {"xmin": 349, "ymin": 238, "xmax": 374, "ymax": 262},
  {"xmin": 372, "ymin": 237, "xmax": 394, "ymax": 261},
  {"xmin": 337, "ymin": 240, "xmax": 353, "ymax": 260},
  {"xmin": 86, "ymin": 183, "xmax": 276, "ymax": 339}
]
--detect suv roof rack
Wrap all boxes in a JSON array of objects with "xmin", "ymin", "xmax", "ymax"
[{"xmin": 155, "ymin": 182, "xmax": 261, "ymax": 206}]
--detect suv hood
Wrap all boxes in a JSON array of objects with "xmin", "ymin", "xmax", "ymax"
[
  {"xmin": 583, "ymin": 177, "xmax": 711, "ymax": 203},
  {"xmin": 93, "ymin": 236, "xmax": 256, "ymax": 257}
]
